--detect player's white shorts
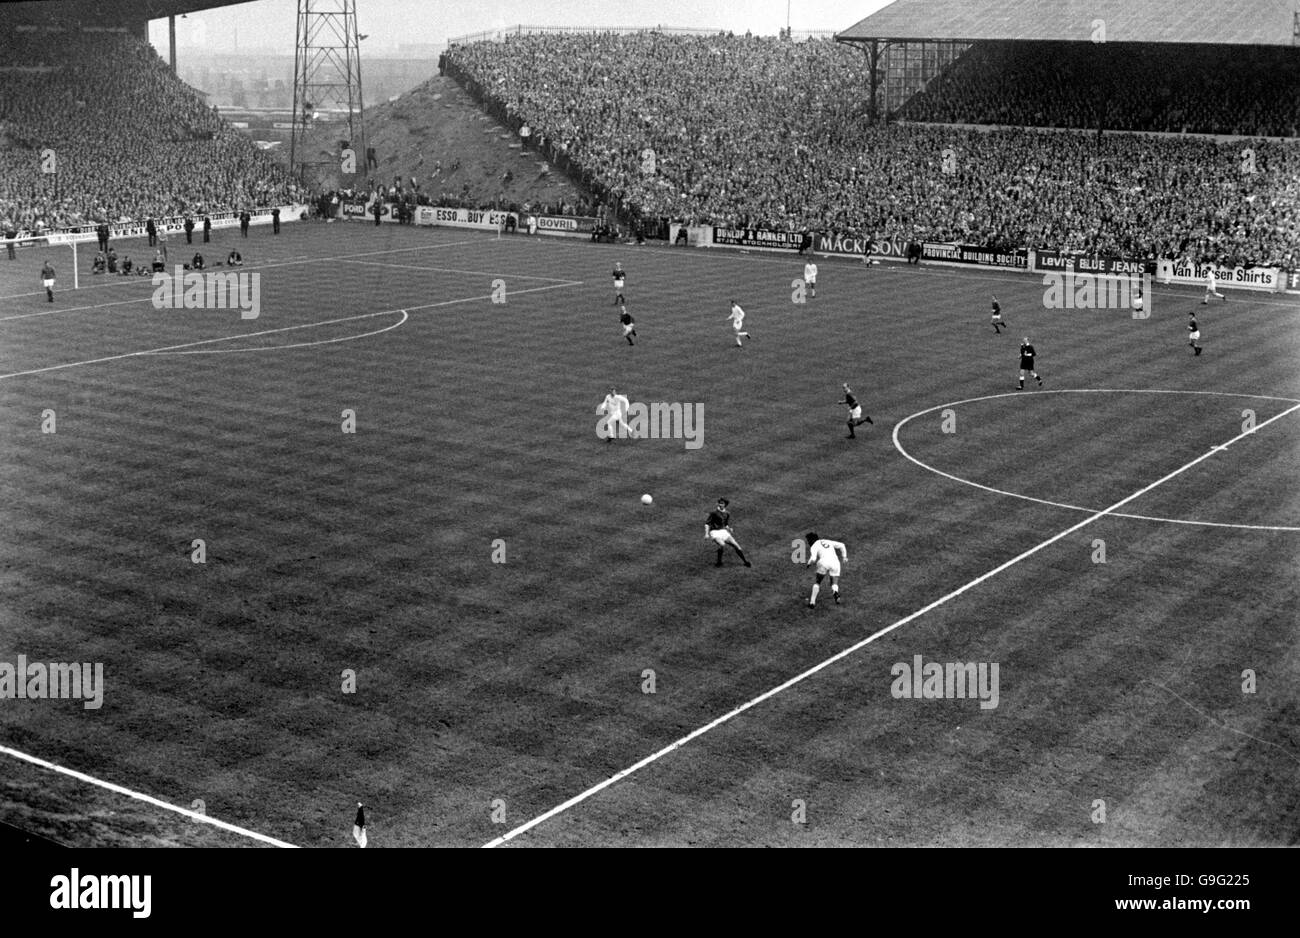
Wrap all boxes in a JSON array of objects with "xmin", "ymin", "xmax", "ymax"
[
  {"xmin": 622, "ymin": 323, "xmax": 634, "ymax": 336},
  {"xmin": 708, "ymin": 529, "xmax": 733, "ymax": 547},
  {"xmin": 848, "ymin": 405, "xmax": 862, "ymax": 420},
  {"xmin": 1189, "ymin": 331, "xmax": 1201, "ymax": 341},
  {"xmin": 732, "ymin": 320, "xmax": 744, "ymax": 332},
  {"xmin": 804, "ymin": 275, "xmax": 816, "ymax": 285},
  {"xmin": 42, "ymin": 278, "xmax": 54, "ymax": 288},
  {"xmin": 614, "ymin": 278, "xmax": 625, "ymax": 291},
  {"xmin": 815, "ymin": 562, "xmax": 841, "ymax": 577},
  {"xmin": 991, "ymin": 313, "xmax": 1002, "ymax": 321}
]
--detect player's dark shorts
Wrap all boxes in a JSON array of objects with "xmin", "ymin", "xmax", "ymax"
[{"xmin": 1019, "ymin": 358, "xmax": 1035, "ymax": 370}]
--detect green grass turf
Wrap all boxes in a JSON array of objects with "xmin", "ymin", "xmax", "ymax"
[{"xmin": 1, "ymin": 223, "xmax": 1297, "ymax": 846}]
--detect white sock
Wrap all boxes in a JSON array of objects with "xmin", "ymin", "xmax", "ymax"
[{"xmin": 810, "ymin": 584, "xmax": 820, "ymax": 604}]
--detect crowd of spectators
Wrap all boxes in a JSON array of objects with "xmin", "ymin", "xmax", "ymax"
[
  {"xmin": 443, "ymin": 32, "xmax": 1299, "ymax": 265},
  {"xmin": 0, "ymin": 29, "xmax": 299, "ymax": 234},
  {"xmin": 898, "ymin": 42, "xmax": 1300, "ymax": 138},
  {"xmin": 312, "ymin": 174, "xmax": 599, "ymax": 222}
]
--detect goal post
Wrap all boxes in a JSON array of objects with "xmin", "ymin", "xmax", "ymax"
[{"xmin": 2, "ymin": 232, "xmax": 79, "ymax": 290}]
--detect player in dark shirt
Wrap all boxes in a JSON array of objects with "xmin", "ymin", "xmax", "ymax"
[
  {"xmin": 839, "ymin": 383, "xmax": 873, "ymax": 438},
  {"xmin": 1187, "ymin": 313, "xmax": 1202, "ymax": 355},
  {"xmin": 40, "ymin": 261, "xmax": 55, "ymax": 302},
  {"xmin": 990, "ymin": 295, "xmax": 1006, "ymax": 333},
  {"xmin": 1017, "ymin": 337, "xmax": 1043, "ymax": 390},
  {"xmin": 704, "ymin": 497, "xmax": 751, "ymax": 567},
  {"xmin": 612, "ymin": 262, "xmax": 626, "ymax": 306},
  {"xmin": 619, "ymin": 305, "xmax": 637, "ymax": 345}
]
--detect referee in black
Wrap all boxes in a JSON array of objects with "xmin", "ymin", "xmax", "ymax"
[{"xmin": 1017, "ymin": 337, "xmax": 1043, "ymax": 390}]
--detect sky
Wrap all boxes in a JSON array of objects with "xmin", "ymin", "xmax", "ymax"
[{"xmin": 148, "ymin": 0, "xmax": 894, "ymax": 54}]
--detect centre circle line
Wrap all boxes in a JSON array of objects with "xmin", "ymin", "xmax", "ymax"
[{"xmin": 891, "ymin": 388, "xmax": 1300, "ymax": 532}]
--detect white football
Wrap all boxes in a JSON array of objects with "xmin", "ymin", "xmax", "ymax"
[{"xmin": 641, "ymin": 494, "xmax": 653, "ymax": 505}]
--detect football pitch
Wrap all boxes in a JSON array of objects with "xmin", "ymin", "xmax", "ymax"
[{"xmin": 1, "ymin": 222, "xmax": 1297, "ymax": 847}]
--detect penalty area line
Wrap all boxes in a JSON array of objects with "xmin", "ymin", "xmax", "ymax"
[
  {"xmin": 0, "ymin": 743, "xmax": 297, "ymax": 847},
  {"xmin": 482, "ymin": 400, "xmax": 1300, "ymax": 847},
  {"xmin": 0, "ymin": 281, "xmax": 580, "ymax": 380}
]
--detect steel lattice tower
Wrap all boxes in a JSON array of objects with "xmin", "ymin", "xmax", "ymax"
[{"xmin": 290, "ymin": 0, "xmax": 366, "ymax": 188}]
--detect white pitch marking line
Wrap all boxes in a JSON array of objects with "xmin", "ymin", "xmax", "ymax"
[
  {"xmin": 0, "ymin": 743, "xmax": 297, "ymax": 847},
  {"xmin": 0, "ymin": 281, "xmax": 580, "ymax": 380},
  {"xmin": 0, "ymin": 236, "xmax": 487, "ymax": 302},
  {"xmin": 892, "ymin": 389, "xmax": 1300, "ymax": 532},
  {"xmin": 339, "ymin": 258, "xmax": 579, "ymax": 283},
  {"xmin": 0, "ymin": 294, "xmax": 157, "ymax": 322},
  {"xmin": 145, "ymin": 309, "xmax": 410, "ymax": 355},
  {"xmin": 483, "ymin": 398, "xmax": 1300, "ymax": 847}
]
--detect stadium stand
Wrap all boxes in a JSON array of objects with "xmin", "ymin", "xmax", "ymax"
[
  {"xmin": 896, "ymin": 42, "xmax": 1300, "ymax": 136},
  {"xmin": 441, "ymin": 29, "xmax": 1299, "ymax": 265},
  {"xmin": 0, "ymin": 30, "xmax": 299, "ymax": 232}
]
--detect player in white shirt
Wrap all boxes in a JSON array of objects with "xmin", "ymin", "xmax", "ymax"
[
  {"xmin": 727, "ymin": 300, "xmax": 751, "ymax": 347},
  {"xmin": 1202, "ymin": 268, "xmax": 1226, "ymax": 304},
  {"xmin": 804, "ymin": 532, "xmax": 847, "ymax": 606},
  {"xmin": 803, "ymin": 261, "xmax": 818, "ymax": 298},
  {"xmin": 596, "ymin": 387, "xmax": 632, "ymax": 442}
]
